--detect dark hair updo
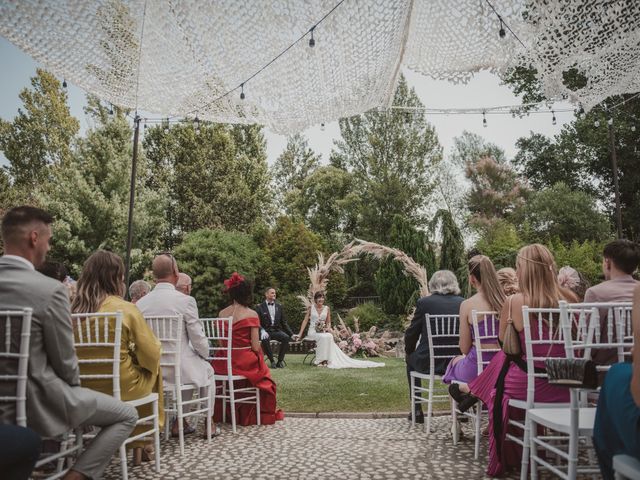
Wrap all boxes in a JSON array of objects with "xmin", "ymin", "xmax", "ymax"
[
  {"xmin": 224, "ymin": 272, "xmax": 253, "ymax": 307},
  {"xmin": 313, "ymin": 291, "xmax": 325, "ymax": 301}
]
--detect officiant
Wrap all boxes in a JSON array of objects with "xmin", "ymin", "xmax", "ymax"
[{"xmin": 256, "ymin": 287, "xmax": 294, "ymax": 369}]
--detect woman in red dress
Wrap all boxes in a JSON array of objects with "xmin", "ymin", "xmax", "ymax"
[{"xmin": 212, "ymin": 272, "xmax": 284, "ymax": 426}]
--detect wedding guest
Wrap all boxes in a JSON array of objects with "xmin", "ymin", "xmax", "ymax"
[
  {"xmin": 176, "ymin": 272, "xmax": 192, "ymax": 295},
  {"xmin": 404, "ymin": 270, "xmax": 464, "ymax": 423},
  {"xmin": 137, "ymin": 254, "xmax": 215, "ymax": 437},
  {"xmin": 0, "ymin": 206, "xmax": 137, "ymax": 480},
  {"xmin": 72, "ymin": 250, "xmax": 164, "ymax": 465},
  {"xmin": 256, "ymin": 287, "xmax": 294, "ymax": 368},
  {"xmin": 212, "ymin": 273, "xmax": 284, "ymax": 425},
  {"xmin": 129, "ymin": 279, "xmax": 151, "ymax": 304},
  {"xmin": 497, "ymin": 267, "xmax": 519, "ymax": 296},
  {"xmin": 557, "ymin": 266, "xmax": 590, "ymax": 301},
  {"xmin": 593, "ymin": 284, "xmax": 640, "ymax": 479},
  {"xmin": 450, "ymin": 244, "xmax": 578, "ymax": 477},
  {"xmin": 0, "ymin": 425, "xmax": 41, "ymax": 480},
  {"xmin": 37, "ymin": 260, "xmax": 68, "ymax": 282},
  {"xmin": 584, "ymin": 239, "xmax": 639, "ymax": 364},
  {"xmin": 443, "ymin": 255, "xmax": 505, "ymax": 385}
]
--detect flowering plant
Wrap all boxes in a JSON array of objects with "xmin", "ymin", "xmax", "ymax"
[
  {"xmin": 223, "ymin": 272, "xmax": 245, "ymax": 292},
  {"xmin": 315, "ymin": 319, "xmax": 326, "ymax": 333},
  {"xmin": 330, "ymin": 314, "xmax": 384, "ymax": 357}
]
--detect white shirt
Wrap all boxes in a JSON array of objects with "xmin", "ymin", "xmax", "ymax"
[
  {"xmin": 267, "ymin": 301, "xmax": 276, "ymax": 325},
  {"xmin": 2, "ymin": 255, "xmax": 35, "ymax": 270}
]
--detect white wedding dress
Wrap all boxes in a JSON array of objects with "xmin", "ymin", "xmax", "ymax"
[{"xmin": 305, "ymin": 305, "xmax": 384, "ymax": 369}]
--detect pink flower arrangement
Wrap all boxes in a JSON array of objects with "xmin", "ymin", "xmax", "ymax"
[{"xmin": 330, "ymin": 314, "xmax": 384, "ymax": 358}]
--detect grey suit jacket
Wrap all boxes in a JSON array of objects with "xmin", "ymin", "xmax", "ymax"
[{"xmin": 0, "ymin": 256, "xmax": 97, "ymax": 436}]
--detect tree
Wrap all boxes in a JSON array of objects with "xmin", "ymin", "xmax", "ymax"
[
  {"xmin": 262, "ymin": 216, "xmax": 325, "ymax": 295},
  {"xmin": 465, "ymin": 156, "xmax": 528, "ymax": 230},
  {"xmin": 36, "ymin": 96, "xmax": 166, "ymax": 275},
  {"xmin": 330, "ymin": 74, "xmax": 442, "ymax": 242},
  {"xmin": 520, "ymin": 182, "xmax": 611, "ymax": 244},
  {"xmin": 143, "ymin": 122, "xmax": 271, "ymax": 242},
  {"xmin": 375, "ymin": 215, "xmax": 436, "ymax": 314},
  {"xmin": 432, "ymin": 209, "xmax": 466, "ymax": 290},
  {"xmin": 450, "ymin": 130, "xmax": 507, "ymax": 167},
  {"xmin": 174, "ymin": 229, "xmax": 265, "ymax": 316},
  {"xmin": 0, "ymin": 69, "xmax": 79, "ymax": 195},
  {"xmin": 271, "ymin": 133, "xmax": 320, "ymax": 215},
  {"xmin": 475, "ymin": 220, "xmax": 524, "ymax": 269}
]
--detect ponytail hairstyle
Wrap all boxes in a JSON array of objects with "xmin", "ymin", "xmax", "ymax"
[
  {"xmin": 72, "ymin": 250, "xmax": 125, "ymax": 313},
  {"xmin": 468, "ymin": 255, "xmax": 506, "ymax": 313}
]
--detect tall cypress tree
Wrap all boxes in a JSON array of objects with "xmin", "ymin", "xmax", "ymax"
[
  {"xmin": 375, "ymin": 215, "xmax": 436, "ymax": 314},
  {"xmin": 433, "ymin": 209, "xmax": 467, "ymax": 293}
]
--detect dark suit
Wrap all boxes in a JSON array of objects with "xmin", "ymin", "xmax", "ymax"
[
  {"xmin": 404, "ymin": 293, "xmax": 464, "ymax": 410},
  {"xmin": 256, "ymin": 301, "xmax": 293, "ymax": 364}
]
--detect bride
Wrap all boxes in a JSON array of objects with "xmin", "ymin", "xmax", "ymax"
[{"xmin": 296, "ymin": 292, "xmax": 384, "ymax": 369}]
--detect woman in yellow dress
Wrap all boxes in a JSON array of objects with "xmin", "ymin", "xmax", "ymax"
[{"xmin": 72, "ymin": 250, "xmax": 164, "ymax": 464}]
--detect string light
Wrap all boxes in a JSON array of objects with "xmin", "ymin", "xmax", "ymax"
[
  {"xmin": 482, "ymin": 111, "xmax": 487, "ymax": 127},
  {"xmin": 109, "ymin": 104, "xmax": 114, "ymax": 115},
  {"xmin": 499, "ymin": 19, "xmax": 506, "ymax": 38},
  {"xmin": 320, "ymin": 122, "xmax": 325, "ymax": 131},
  {"xmin": 164, "ymin": 118, "xmax": 170, "ymax": 132},
  {"xmin": 594, "ymin": 120, "xmax": 600, "ymax": 127},
  {"xmin": 194, "ymin": 116, "xmax": 200, "ymax": 133},
  {"xmin": 62, "ymin": 78, "xmax": 67, "ymax": 89},
  {"xmin": 551, "ymin": 110, "xmax": 556, "ymax": 125},
  {"xmin": 607, "ymin": 118, "xmax": 613, "ymax": 126},
  {"xmin": 240, "ymin": 83, "xmax": 245, "ymax": 100},
  {"xmin": 632, "ymin": 125, "xmax": 636, "ymax": 132},
  {"xmin": 309, "ymin": 27, "xmax": 316, "ymax": 48}
]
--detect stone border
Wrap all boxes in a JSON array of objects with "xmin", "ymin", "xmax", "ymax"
[{"xmin": 286, "ymin": 411, "xmax": 451, "ymax": 419}]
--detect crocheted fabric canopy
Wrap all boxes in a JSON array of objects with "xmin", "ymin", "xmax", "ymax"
[{"xmin": 1, "ymin": 0, "xmax": 638, "ymax": 132}]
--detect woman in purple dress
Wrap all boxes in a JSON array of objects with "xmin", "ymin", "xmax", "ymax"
[{"xmin": 443, "ymin": 255, "xmax": 505, "ymax": 384}]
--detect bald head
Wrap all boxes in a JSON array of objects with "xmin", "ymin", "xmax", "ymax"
[
  {"xmin": 176, "ymin": 272, "xmax": 192, "ymax": 295},
  {"xmin": 152, "ymin": 254, "xmax": 179, "ymax": 284}
]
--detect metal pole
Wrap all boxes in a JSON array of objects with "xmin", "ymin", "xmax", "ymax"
[
  {"xmin": 124, "ymin": 115, "xmax": 141, "ymax": 297},
  {"xmin": 608, "ymin": 122, "xmax": 623, "ymax": 238}
]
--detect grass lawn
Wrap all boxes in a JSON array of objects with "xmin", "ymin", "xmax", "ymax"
[{"xmin": 270, "ymin": 354, "xmax": 448, "ymax": 413}]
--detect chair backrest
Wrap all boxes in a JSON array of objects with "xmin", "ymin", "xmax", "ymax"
[
  {"xmin": 144, "ymin": 315, "xmax": 183, "ymax": 386},
  {"xmin": 560, "ymin": 301, "xmax": 634, "ymax": 370},
  {"xmin": 71, "ymin": 311, "xmax": 123, "ymax": 400},
  {"xmin": 0, "ymin": 308, "xmax": 33, "ymax": 427},
  {"xmin": 425, "ymin": 314, "xmax": 460, "ymax": 375},
  {"xmin": 522, "ymin": 306, "xmax": 568, "ymax": 406},
  {"xmin": 470, "ymin": 310, "xmax": 500, "ymax": 375},
  {"xmin": 201, "ymin": 317, "xmax": 234, "ymax": 375}
]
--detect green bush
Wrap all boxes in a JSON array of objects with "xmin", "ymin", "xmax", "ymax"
[
  {"xmin": 345, "ymin": 302, "xmax": 387, "ymax": 332},
  {"xmin": 475, "ymin": 220, "xmax": 524, "ymax": 269},
  {"xmin": 547, "ymin": 238, "xmax": 604, "ymax": 285},
  {"xmin": 174, "ymin": 229, "xmax": 265, "ymax": 316},
  {"xmin": 278, "ymin": 292, "xmax": 308, "ymax": 335}
]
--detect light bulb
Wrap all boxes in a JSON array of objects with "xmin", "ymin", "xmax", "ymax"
[
  {"xmin": 552, "ymin": 111, "xmax": 556, "ymax": 125},
  {"xmin": 594, "ymin": 120, "xmax": 600, "ymax": 128},
  {"xmin": 320, "ymin": 123, "xmax": 325, "ymax": 131},
  {"xmin": 483, "ymin": 112, "xmax": 487, "ymax": 128},
  {"xmin": 607, "ymin": 118, "xmax": 613, "ymax": 126},
  {"xmin": 499, "ymin": 20, "xmax": 506, "ymax": 38},
  {"xmin": 240, "ymin": 84, "xmax": 245, "ymax": 100},
  {"xmin": 632, "ymin": 125, "xmax": 636, "ymax": 132},
  {"xmin": 309, "ymin": 27, "xmax": 316, "ymax": 48},
  {"xmin": 62, "ymin": 79, "xmax": 67, "ymax": 88}
]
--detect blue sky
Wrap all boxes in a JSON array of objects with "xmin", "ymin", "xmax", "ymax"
[{"xmin": 1, "ymin": 35, "xmax": 575, "ymax": 167}]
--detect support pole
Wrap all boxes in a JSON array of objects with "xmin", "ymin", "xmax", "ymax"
[
  {"xmin": 124, "ymin": 115, "xmax": 141, "ymax": 297},
  {"xmin": 608, "ymin": 123, "xmax": 623, "ymax": 238}
]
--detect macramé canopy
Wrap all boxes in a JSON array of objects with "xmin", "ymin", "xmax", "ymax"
[{"xmin": 1, "ymin": 0, "xmax": 639, "ymax": 133}]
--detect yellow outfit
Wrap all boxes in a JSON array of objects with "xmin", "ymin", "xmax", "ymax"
[{"xmin": 75, "ymin": 295, "xmax": 165, "ymax": 442}]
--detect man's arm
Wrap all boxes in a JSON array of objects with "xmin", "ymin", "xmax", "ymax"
[
  {"xmin": 279, "ymin": 304, "xmax": 294, "ymax": 337},
  {"xmin": 42, "ymin": 284, "xmax": 80, "ymax": 386},
  {"xmin": 404, "ymin": 301, "xmax": 427, "ymax": 356},
  {"xmin": 185, "ymin": 297, "xmax": 209, "ymax": 359},
  {"xmin": 255, "ymin": 304, "xmax": 268, "ymax": 330}
]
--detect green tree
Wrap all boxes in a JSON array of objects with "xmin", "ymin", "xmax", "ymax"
[
  {"xmin": 520, "ymin": 182, "xmax": 611, "ymax": 244},
  {"xmin": 263, "ymin": 216, "xmax": 325, "ymax": 295},
  {"xmin": 36, "ymin": 96, "xmax": 166, "ymax": 275},
  {"xmin": 475, "ymin": 220, "xmax": 524, "ymax": 269},
  {"xmin": 0, "ymin": 69, "xmax": 79, "ymax": 195},
  {"xmin": 271, "ymin": 133, "xmax": 320, "ymax": 215},
  {"xmin": 143, "ymin": 122, "xmax": 270, "ymax": 241},
  {"xmin": 175, "ymin": 229, "xmax": 265, "ymax": 315},
  {"xmin": 547, "ymin": 239, "xmax": 604, "ymax": 285},
  {"xmin": 432, "ymin": 209, "xmax": 466, "ymax": 290},
  {"xmin": 330, "ymin": 74, "xmax": 442, "ymax": 242},
  {"xmin": 375, "ymin": 215, "xmax": 436, "ymax": 314},
  {"xmin": 450, "ymin": 130, "xmax": 507, "ymax": 167}
]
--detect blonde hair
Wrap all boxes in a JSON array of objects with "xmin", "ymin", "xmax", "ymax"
[
  {"xmin": 497, "ymin": 267, "xmax": 519, "ymax": 296},
  {"xmin": 468, "ymin": 255, "xmax": 506, "ymax": 313},
  {"xmin": 516, "ymin": 244, "xmax": 573, "ymax": 308},
  {"xmin": 72, "ymin": 250, "xmax": 126, "ymax": 313}
]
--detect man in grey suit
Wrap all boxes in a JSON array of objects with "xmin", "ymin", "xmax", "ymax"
[{"xmin": 0, "ymin": 206, "xmax": 138, "ymax": 480}]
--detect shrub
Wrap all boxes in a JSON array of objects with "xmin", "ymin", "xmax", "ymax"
[
  {"xmin": 278, "ymin": 292, "xmax": 308, "ymax": 335},
  {"xmin": 344, "ymin": 302, "xmax": 387, "ymax": 332},
  {"xmin": 547, "ymin": 238, "xmax": 604, "ymax": 285},
  {"xmin": 174, "ymin": 229, "xmax": 265, "ymax": 316}
]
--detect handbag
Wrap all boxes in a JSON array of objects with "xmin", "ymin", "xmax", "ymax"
[
  {"xmin": 502, "ymin": 296, "xmax": 522, "ymax": 357},
  {"xmin": 545, "ymin": 358, "xmax": 598, "ymax": 389}
]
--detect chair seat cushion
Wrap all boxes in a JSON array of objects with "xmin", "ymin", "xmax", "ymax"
[{"xmin": 528, "ymin": 407, "xmax": 596, "ymax": 435}]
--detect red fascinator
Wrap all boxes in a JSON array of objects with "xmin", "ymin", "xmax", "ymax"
[{"xmin": 223, "ymin": 272, "xmax": 245, "ymax": 292}]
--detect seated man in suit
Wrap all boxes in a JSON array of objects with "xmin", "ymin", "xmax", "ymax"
[
  {"xmin": 404, "ymin": 270, "xmax": 464, "ymax": 423},
  {"xmin": 256, "ymin": 287, "xmax": 294, "ymax": 369},
  {"xmin": 0, "ymin": 206, "xmax": 138, "ymax": 480},
  {"xmin": 137, "ymin": 254, "xmax": 215, "ymax": 437}
]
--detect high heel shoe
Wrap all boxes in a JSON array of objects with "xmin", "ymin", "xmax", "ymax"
[{"xmin": 132, "ymin": 445, "xmax": 154, "ymax": 466}]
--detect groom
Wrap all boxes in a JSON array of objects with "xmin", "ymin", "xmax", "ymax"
[{"xmin": 256, "ymin": 287, "xmax": 294, "ymax": 369}]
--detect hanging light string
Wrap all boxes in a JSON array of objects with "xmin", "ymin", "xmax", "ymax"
[
  {"xmin": 485, "ymin": 0, "xmax": 527, "ymax": 49},
  {"xmin": 186, "ymin": 0, "xmax": 345, "ymax": 115}
]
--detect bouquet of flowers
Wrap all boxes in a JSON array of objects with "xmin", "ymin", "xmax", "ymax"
[
  {"xmin": 315, "ymin": 319, "xmax": 326, "ymax": 333},
  {"xmin": 331, "ymin": 314, "xmax": 385, "ymax": 358}
]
